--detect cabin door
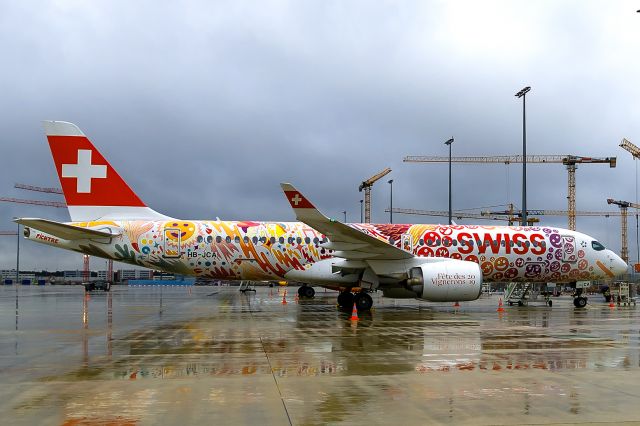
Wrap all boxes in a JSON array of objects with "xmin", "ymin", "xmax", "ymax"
[
  {"xmin": 561, "ymin": 235, "xmax": 577, "ymax": 263},
  {"xmin": 163, "ymin": 227, "xmax": 181, "ymax": 258},
  {"xmin": 401, "ymin": 234, "xmax": 413, "ymax": 253}
]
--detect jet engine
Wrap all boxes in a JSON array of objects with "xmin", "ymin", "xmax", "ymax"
[{"xmin": 406, "ymin": 259, "xmax": 482, "ymax": 302}]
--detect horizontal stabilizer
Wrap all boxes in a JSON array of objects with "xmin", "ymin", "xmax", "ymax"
[{"xmin": 15, "ymin": 218, "xmax": 120, "ymax": 240}]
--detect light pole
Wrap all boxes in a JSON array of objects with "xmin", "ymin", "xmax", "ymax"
[
  {"xmin": 360, "ymin": 200, "xmax": 363, "ymax": 223},
  {"xmin": 342, "ymin": 210, "xmax": 347, "ymax": 223},
  {"xmin": 15, "ymin": 221, "xmax": 20, "ymax": 285},
  {"xmin": 515, "ymin": 86, "xmax": 531, "ymax": 226},
  {"xmin": 388, "ymin": 179, "xmax": 394, "ymax": 224},
  {"xmin": 444, "ymin": 138, "xmax": 454, "ymax": 225}
]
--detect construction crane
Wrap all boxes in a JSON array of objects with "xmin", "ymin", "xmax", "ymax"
[
  {"xmin": 607, "ymin": 198, "xmax": 640, "ymax": 265},
  {"xmin": 1, "ymin": 195, "xmax": 101, "ymax": 283},
  {"xmin": 483, "ymin": 204, "xmax": 621, "ymax": 219},
  {"xmin": 0, "ymin": 197, "xmax": 66, "ymax": 208},
  {"xmin": 359, "ymin": 168, "xmax": 391, "ymax": 223},
  {"xmin": 403, "ymin": 154, "xmax": 616, "ymax": 231},
  {"xmin": 620, "ymin": 138, "xmax": 640, "ymax": 159},
  {"xmin": 14, "ymin": 183, "xmax": 63, "ymax": 194},
  {"xmin": 618, "ymin": 138, "xmax": 640, "ymax": 268},
  {"xmin": 389, "ymin": 207, "xmax": 540, "ymax": 225}
]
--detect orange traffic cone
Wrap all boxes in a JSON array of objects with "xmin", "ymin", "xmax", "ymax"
[
  {"xmin": 294, "ymin": 293, "xmax": 299, "ymax": 303},
  {"xmin": 497, "ymin": 298, "xmax": 505, "ymax": 312},
  {"xmin": 454, "ymin": 301, "xmax": 460, "ymax": 308},
  {"xmin": 349, "ymin": 303, "xmax": 359, "ymax": 321},
  {"xmin": 282, "ymin": 289, "xmax": 288, "ymax": 305},
  {"xmin": 609, "ymin": 297, "xmax": 615, "ymax": 308}
]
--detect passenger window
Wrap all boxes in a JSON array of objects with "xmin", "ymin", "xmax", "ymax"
[
  {"xmin": 592, "ymin": 241, "xmax": 605, "ymax": 251},
  {"xmin": 419, "ymin": 239, "xmax": 424, "ymax": 245},
  {"xmin": 235, "ymin": 236, "xmax": 240, "ymax": 243},
  {"xmin": 197, "ymin": 236, "xmax": 203, "ymax": 243},
  {"xmin": 501, "ymin": 241, "xmax": 505, "ymax": 247},
  {"xmin": 216, "ymin": 236, "xmax": 222, "ymax": 243},
  {"xmin": 313, "ymin": 237, "xmax": 319, "ymax": 244},
  {"xmin": 225, "ymin": 236, "xmax": 231, "ymax": 243},
  {"xmin": 243, "ymin": 236, "xmax": 249, "ymax": 243},
  {"xmin": 279, "ymin": 237, "xmax": 285, "ymax": 244},
  {"xmin": 207, "ymin": 236, "xmax": 213, "ymax": 243},
  {"xmin": 252, "ymin": 236, "xmax": 258, "ymax": 244},
  {"xmin": 304, "ymin": 237, "xmax": 311, "ymax": 244},
  {"xmin": 427, "ymin": 239, "xmax": 433, "ymax": 246},
  {"xmin": 296, "ymin": 237, "xmax": 302, "ymax": 244},
  {"xmin": 270, "ymin": 237, "xmax": 276, "ymax": 244}
]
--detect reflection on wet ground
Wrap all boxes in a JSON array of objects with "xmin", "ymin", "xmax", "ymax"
[{"xmin": 2, "ymin": 285, "xmax": 640, "ymax": 425}]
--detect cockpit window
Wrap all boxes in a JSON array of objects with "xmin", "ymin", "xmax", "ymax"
[{"xmin": 592, "ymin": 241, "xmax": 605, "ymax": 251}]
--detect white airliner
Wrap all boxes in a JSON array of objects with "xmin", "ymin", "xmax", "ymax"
[{"xmin": 16, "ymin": 121, "xmax": 627, "ymax": 309}]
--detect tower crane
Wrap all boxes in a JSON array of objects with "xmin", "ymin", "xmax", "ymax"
[
  {"xmin": 359, "ymin": 168, "xmax": 391, "ymax": 223},
  {"xmin": 618, "ymin": 138, "xmax": 640, "ymax": 268},
  {"xmin": 606, "ymin": 198, "xmax": 640, "ymax": 265},
  {"xmin": 403, "ymin": 154, "xmax": 616, "ymax": 231},
  {"xmin": 0, "ymin": 197, "xmax": 66, "ymax": 208},
  {"xmin": 620, "ymin": 138, "xmax": 640, "ymax": 159},
  {"xmin": 14, "ymin": 183, "xmax": 63, "ymax": 194},
  {"xmin": 388, "ymin": 207, "xmax": 540, "ymax": 225},
  {"xmin": 3, "ymin": 185, "xmax": 108, "ymax": 284}
]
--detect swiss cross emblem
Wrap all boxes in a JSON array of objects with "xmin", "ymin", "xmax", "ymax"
[
  {"xmin": 291, "ymin": 194, "xmax": 303, "ymax": 206},
  {"xmin": 61, "ymin": 149, "xmax": 107, "ymax": 193}
]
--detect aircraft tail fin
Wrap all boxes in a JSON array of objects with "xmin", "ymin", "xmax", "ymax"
[{"xmin": 44, "ymin": 121, "xmax": 170, "ymax": 222}]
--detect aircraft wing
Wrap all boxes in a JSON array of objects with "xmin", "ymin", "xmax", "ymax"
[
  {"xmin": 15, "ymin": 218, "xmax": 120, "ymax": 240},
  {"xmin": 281, "ymin": 183, "xmax": 413, "ymax": 260}
]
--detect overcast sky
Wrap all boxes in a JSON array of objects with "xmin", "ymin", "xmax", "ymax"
[{"xmin": 1, "ymin": 0, "xmax": 639, "ymax": 271}]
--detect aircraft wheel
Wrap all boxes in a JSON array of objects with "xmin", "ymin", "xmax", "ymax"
[
  {"xmin": 300, "ymin": 286, "xmax": 315, "ymax": 298},
  {"xmin": 547, "ymin": 300, "xmax": 553, "ymax": 307},
  {"xmin": 337, "ymin": 291, "xmax": 354, "ymax": 308},
  {"xmin": 573, "ymin": 296, "xmax": 587, "ymax": 308},
  {"xmin": 354, "ymin": 292, "xmax": 373, "ymax": 311},
  {"xmin": 518, "ymin": 300, "xmax": 524, "ymax": 307}
]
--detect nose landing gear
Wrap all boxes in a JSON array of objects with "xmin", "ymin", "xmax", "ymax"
[{"xmin": 573, "ymin": 288, "xmax": 588, "ymax": 308}]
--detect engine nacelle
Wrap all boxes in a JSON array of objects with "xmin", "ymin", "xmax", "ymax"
[{"xmin": 406, "ymin": 259, "xmax": 482, "ymax": 302}]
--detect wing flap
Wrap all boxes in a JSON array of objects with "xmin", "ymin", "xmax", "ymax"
[{"xmin": 15, "ymin": 218, "xmax": 120, "ymax": 240}]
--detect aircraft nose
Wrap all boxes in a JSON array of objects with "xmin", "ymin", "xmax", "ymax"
[{"xmin": 610, "ymin": 252, "xmax": 628, "ymax": 276}]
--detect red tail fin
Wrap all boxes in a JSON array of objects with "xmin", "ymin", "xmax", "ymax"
[{"xmin": 44, "ymin": 121, "xmax": 168, "ymax": 222}]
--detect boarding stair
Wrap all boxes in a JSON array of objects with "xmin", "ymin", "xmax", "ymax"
[
  {"xmin": 238, "ymin": 281, "xmax": 256, "ymax": 293},
  {"xmin": 505, "ymin": 282, "xmax": 533, "ymax": 306}
]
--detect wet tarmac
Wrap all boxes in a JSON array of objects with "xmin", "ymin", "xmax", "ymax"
[{"xmin": 2, "ymin": 285, "xmax": 640, "ymax": 425}]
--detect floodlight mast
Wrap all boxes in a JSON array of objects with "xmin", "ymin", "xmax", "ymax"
[{"xmin": 515, "ymin": 86, "xmax": 531, "ymax": 226}]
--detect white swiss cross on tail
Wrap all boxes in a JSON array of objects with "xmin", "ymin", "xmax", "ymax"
[
  {"xmin": 291, "ymin": 194, "xmax": 302, "ymax": 206},
  {"xmin": 62, "ymin": 149, "xmax": 107, "ymax": 193}
]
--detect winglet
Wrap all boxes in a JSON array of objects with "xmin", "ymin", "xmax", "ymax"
[{"xmin": 280, "ymin": 183, "xmax": 326, "ymax": 223}]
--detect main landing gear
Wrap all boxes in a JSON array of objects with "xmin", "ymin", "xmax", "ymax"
[
  {"xmin": 337, "ymin": 291, "xmax": 373, "ymax": 311},
  {"xmin": 297, "ymin": 285, "xmax": 315, "ymax": 298},
  {"xmin": 573, "ymin": 288, "xmax": 588, "ymax": 308}
]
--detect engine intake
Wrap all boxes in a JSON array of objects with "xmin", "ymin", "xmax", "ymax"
[{"xmin": 406, "ymin": 259, "xmax": 482, "ymax": 302}]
